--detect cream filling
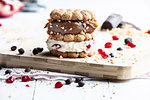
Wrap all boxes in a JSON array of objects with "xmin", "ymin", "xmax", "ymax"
[{"xmin": 47, "ymin": 38, "xmax": 95, "ymax": 53}]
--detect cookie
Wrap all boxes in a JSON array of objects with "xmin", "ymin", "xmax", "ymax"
[
  {"xmin": 48, "ymin": 33, "xmax": 94, "ymax": 42},
  {"xmin": 50, "ymin": 9, "xmax": 95, "ymax": 21},
  {"xmin": 50, "ymin": 50, "xmax": 95, "ymax": 58}
]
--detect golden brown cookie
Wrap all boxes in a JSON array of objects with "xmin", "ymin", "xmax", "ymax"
[
  {"xmin": 50, "ymin": 9, "xmax": 95, "ymax": 21},
  {"xmin": 48, "ymin": 33, "xmax": 94, "ymax": 42}
]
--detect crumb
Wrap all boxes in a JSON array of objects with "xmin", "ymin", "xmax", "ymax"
[
  {"xmin": 8, "ymin": 96, "xmax": 11, "ymax": 98},
  {"xmin": 59, "ymin": 56, "xmax": 63, "ymax": 59}
]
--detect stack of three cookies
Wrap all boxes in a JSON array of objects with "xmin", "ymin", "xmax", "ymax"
[{"xmin": 45, "ymin": 9, "xmax": 98, "ymax": 58}]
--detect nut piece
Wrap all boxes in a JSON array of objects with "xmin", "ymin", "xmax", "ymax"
[
  {"xmin": 64, "ymin": 34, "xmax": 74, "ymax": 42},
  {"xmin": 74, "ymin": 34, "xmax": 85, "ymax": 42},
  {"xmin": 81, "ymin": 10, "xmax": 91, "ymax": 20}
]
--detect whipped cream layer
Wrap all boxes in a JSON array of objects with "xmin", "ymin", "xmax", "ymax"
[{"xmin": 47, "ymin": 38, "xmax": 95, "ymax": 53}]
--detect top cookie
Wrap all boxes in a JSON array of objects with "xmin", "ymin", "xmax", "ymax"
[{"xmin": 50, "ymin": 9, "xmax": 96, "ymax": 21}]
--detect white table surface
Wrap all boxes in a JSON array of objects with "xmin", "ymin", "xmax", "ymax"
[{"xmin": 1, "ymin": 0, "xmax": 150, "ymax": 100}]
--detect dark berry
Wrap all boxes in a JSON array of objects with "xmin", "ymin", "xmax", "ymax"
[
  {"xmin": 65, "ymin": 79, "xmax": 72, "ymax": 85},
  {"xmin": 0, "ymin": 66, "xmax": 2, "ymax": 70},
  {"xmin": 22, "ymin": 76, "xmax": 31, "ymax": 82},
  {"xmin": 5, "ymin": 70, "xmax": 12, "ymax": 75},
  {"xmin": 124, "ymin": 38, "xmax": 132, "ymax": 45},
  {"xmin": 75, "ymin": 77, "xmax": 83, "ymax": 83},
  {"xmin": 33, "ymin": 48, "xmax": 39, "ymax": 55},
  {"xmin": 37, "ymin": 47, "xmax": 43, "ymax": 53},
  {"xmin": 26, "ymin": 84, "xmax": 30, "ymax": 87},
  {"xmin": 30, "ymin": 77, "xmax": 36, "ymax": 81},
  {"xmin": 117, "ymin": 47, "xmax": 123, "ymax": 51},
  {"xmin": 86, "ymin": 44, "xmax": 91, "ymax": 49},
  {"xmin": 55, "ymin": 81, "xmax": 63, "ymax": 88},
  {"xmin": 11, "ymin": 46, "xmax": 17, "ymax": 51},
  {"xmin": 25, "ymin": 67, "xmax": 31, "ymax": 72},
  {"xmin": 18, "ymin": 48, "xmax": 25, "ymax": 54},
  {"xmin": 109, "ymin": 53, "xmax": 114, "ymax": 57},
  {"xmin": 105, "ymin": 42, "xmax": 112, "ymax": 48},
  {"xmin": 0, "ymin": 23, "xmax": 2, "ymax": 27},
  {"xmin": 5, "ymin": 76, "xmax": 15, "ymax": 83},
  {"xmin": 78, "ymin": 81, "xmax": 85, "ymax": 87}
]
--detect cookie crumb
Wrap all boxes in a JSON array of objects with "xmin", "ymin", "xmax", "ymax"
[{"xmin": 59, "ymin": 56, "xmax": 63, "ymax": 59}]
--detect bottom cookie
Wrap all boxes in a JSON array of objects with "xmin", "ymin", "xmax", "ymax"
[{"xmin": 50, "ymin": 50, "xmax": 95, "ymax": 58}]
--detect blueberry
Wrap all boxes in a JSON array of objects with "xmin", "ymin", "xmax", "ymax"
[
  {"xmin": 5, "ymin": 70, "xmax": 12, "ymax": 75},
  {"xmin": 25, "ymin": 67, "xmax": 31, "ymax": 72},
  {"xmin": 0, "ymin": 66, "xmax": 2, "ymax": 70},
  {"xmin": 33, "ymin": 48, "xmax": 39, "ymax": 55},
  {"xmin": 124, "ymin": 38, "xmax": 132, "ymax": 45},
  {"xmin": 109, "ymin": 53, "xmax": 114, "ymax": 57},
  {"xmin": 65, "ymin": 79, "xmax": 72, "ymax": 85},
  {"xmin": 37, "ymin": 47, "xmax": 43, "ymax": 53},
  {"xmin": 78, "ymin": 81, "xmax": 85, "ymax": 87},
  {"xmin": 18, "ymin": 48, "xmax": 25, "ymax": 54},
  {"xmin": 75, "ymin": 77, "xmax": 83, "ymax": 83},
  {"xmin": 117, "ymin": 47, "xmax": 123, "ymax": 51},
  {"xmin": 11, "ymin": 46, "xmax": 17, "ymax": 51}
]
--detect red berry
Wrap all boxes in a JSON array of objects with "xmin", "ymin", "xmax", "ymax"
[
  {"xmin": 98, "ymin": 49, "xmax": 108, "ymax": 59},
  {"xmin": 105, "ymin": 42, "xmax": 112, "ymax": 48},
  {"xmin": 26, "ymin": 84, "xmax": 30, "ymax": 87},
  {"xmin": 8, "ymin": 4, "xmax": 14, "ymax": 11},
  {"xmin": 146, "ymin": 30, "xmax": 150, "ymax": 34},
  {"xmin": 22, "ymin": 76, "xmax": 31, "ymax": 82},
  {"xmin": 127, "ymin": 42, "xmax": 136, "ymax": 48},
  {"xmin": 86, "ymin": 44, "xmax": 91, "ymax": 49},
  {"xmin": 5, "ymin": 76, "xmax": 15, "ymax": 83},
  {"xmin": 55, "ymin": 81, "xmax": 63, "ymax": 88},
  {"xmin": 0, "ymin": 23, "xmax": 2, "ymax": 27},
  {"xmin": 112, "ymin": 36, "xmax": 119, "ymax": 40}
]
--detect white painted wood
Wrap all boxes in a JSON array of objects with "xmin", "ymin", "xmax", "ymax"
[{"xmin": 108, "ymin": 79, "xmax": 150, "ymax": 100}]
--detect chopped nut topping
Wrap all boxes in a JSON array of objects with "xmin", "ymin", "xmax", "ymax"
[
  {"xmin": 64, "ymin": 30, "xmax": 67, "ymax": 32},
  {"xmin": 83, "ymin": 23, "xmax": 86, "ymax": 28},
  {"xmin": 49, "ymin": 23, "xmax": 52, "ymax": 25},
  {"xmin": 68, "ymin": 21, "xmax": 71, "ymax": 23},
  {"xmin": 86, "ymin": 27, "xmax": 89, "ymax": 29},
  {"xmin": 50, "ymin": 31, "xmax": 53, "ymax": 34},
  {"xmin": 69, "ymin": 28, "xmax": 72, "ymax": 31},
  {"xmin": 61, "ymin": 27, "xmax": 65, "ymax": 30},
  {"xmin": 57, "ymin": 33, "xmax": 59, "ymax": 35},
  {"xmin": 50, "ymin": 26, "xmax": 53, "ymax": 28},
  {"xmin": 59, "ymin": 56, "xmax": 63, "ymax": 59},
  {"xmin": 56, "ymin": 25, "xmax": 58, "ymax": 27},
  {"xmin": 75, "ymin": 22, "xmax": 79, "ymax": 25},
  {"xmin": 57, "ymin": 20, "xmax": 61, "ymax": 22}
]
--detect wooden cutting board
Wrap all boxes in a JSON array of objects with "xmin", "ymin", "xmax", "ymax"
[{"xmin": 0, "ymin": 31, "xmax": 150, "ymax": 80}]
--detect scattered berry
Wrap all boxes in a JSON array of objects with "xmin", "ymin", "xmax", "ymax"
[
  {"xmin": 25, "ymin": 67, "xmax": 31, "ymax": 72},
  {"xmin": 30, "ymin": 77, "xmax": 36, "ymax": 81},
  {"xmin": 26, "ymin": 84, "xmax": 30, "ymax": 87},
  {"xmin": 65, "ymin": 79, "xmax": 72, "ymax": 85},
  {"xmin": 0, "ymin": 66, "xmax": 2, "ymax": 70},
  {"xmin": 98, "ymin": 49, "xmax": 109, "ymax": 59},
  {"xmin": 105, "ymin": 42, "xmax": 112, "ymax": 48},
  {"xmin": 21, "ymin": 76, "xmax": 31, "ymax": 82},
  {"xmin": 11, "ymin": 46, "xmax": 17, "ymax": 51},
  {"xmin": 55, "ymin": 81, "xmax": 63, "ymax": 88},
  {"xmin": 33, "ymin": 48, "xmax": 39, "ymax": 55},
  {"xmin": 5, "ymin": 76, "xmax": 15, "ymax": 83},
  {"xmin": 124, "ymin": 38, "xmax": 132, "ymax": 45},
  {"xmin": 78, "ymin": 81, "xmax": 85, "ymax": 87},
  {"xmin": 75, "ymin": 77, "xmax": 83, "ymax": 83},
  {"xmin": 109, "ymin": 53, "xmax": 114, "ymax": 57},
  {"xmin": 37, "ymin": 47, "xmax": 43, "ymax": 53},
  {"xmin": 0, "ymin": 23, "xmax": 2, "ymax": 27},
  {"xmin": 127, "ymin": 42, "xmax": 136, "ymax": 48},
  {"xmin": 1, "ymin": 1, "xmax": 7, "ymax": 5},
  {"xmin": 18, "ymin": 48, "xmax": 25, "ymax": 54},
  {"xmin": 5, "ymin": 70, "xmax": 12, "ymax": 75},
  {"xmin": 112, "ymin": 36, "xmax": 119, "ymax": 40},
  {"xmin": 117, "ymin": 47, "xmax": 123, "ymax": 51},
  {"xmin": 146, "ymin": 30, "xmax": 150, "ymax": 34},
  {"xmin": 86, "ymin": 44, "xmax": 91, "ymax": 49}
]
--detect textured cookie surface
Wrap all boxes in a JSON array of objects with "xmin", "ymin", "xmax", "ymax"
[
  {"xmin": 50, "ymin": 50, "xmax": 95, "ymax": 58},
  {"xmin": 50, "ymin": 9, "xmax": 96, "ymax": 21}
]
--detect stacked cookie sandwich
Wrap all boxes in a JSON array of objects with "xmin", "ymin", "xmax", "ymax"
[{"xmin": 45, "ymin": 9, "xmax": 98, "ymax": 58}]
